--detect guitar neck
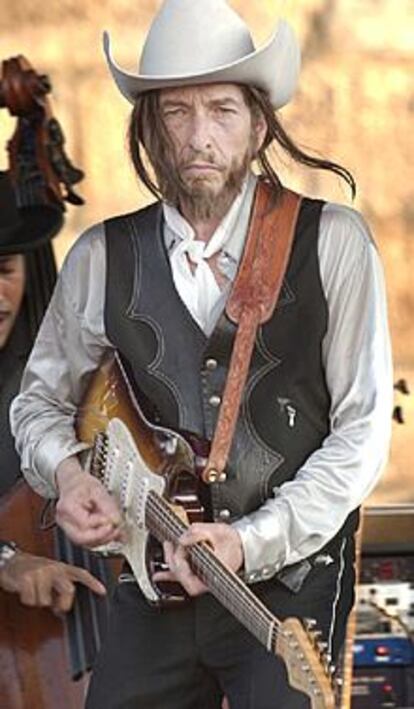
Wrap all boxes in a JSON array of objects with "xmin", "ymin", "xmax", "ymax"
[{"xmin": 145, "ymin": 490, "xmax": 280, "ymax": 653}]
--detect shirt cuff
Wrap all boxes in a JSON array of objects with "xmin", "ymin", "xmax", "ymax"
[
  {"xmin": 24, "ymin": 432, "xmax": 91, "ymax": 499},
  {"xmin": 232, "ymin": 506, "xmax": 286, "ymax": 584}
]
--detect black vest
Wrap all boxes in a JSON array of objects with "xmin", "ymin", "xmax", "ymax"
[{"xmin": 103, "ymin": 197, "xmax": 360, "ymax": 546}]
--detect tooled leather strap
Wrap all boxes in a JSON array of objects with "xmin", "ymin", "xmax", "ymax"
[{"xmin": 203, "ymin": 181, "xmax": 302, "ymax": 483}]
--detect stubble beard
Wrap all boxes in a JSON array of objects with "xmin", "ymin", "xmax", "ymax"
[{"xmin": 153, "ymin": 147, "xmax": 253, "ymax": 222}]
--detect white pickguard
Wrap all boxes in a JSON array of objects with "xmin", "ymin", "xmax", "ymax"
[{"xmin": 98, "ymin": 418, "xmax": 165, "ymax": 602}]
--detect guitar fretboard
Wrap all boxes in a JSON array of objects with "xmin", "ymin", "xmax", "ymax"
[{"xmin": 145, "ymin": 490, "xmax": 280, "ymax": 653}]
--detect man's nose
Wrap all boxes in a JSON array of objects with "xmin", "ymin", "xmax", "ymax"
[{"xmin": 188, "ymin": 113, "xmax": 212, "ymax": 151}]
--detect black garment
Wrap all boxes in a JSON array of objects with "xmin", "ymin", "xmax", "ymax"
[
  {"xmin": 0, "ymin": 244, "xmax": 57, "ymax": 497},
  {"xmin": 87, "ymin": 538, "xmax": 355, "ymax": 709},
  {"xmin": 0, "ymin": 245, "xmax": 58, "ymax": 569},
  {"xmin": 0, "ymin": 312, "xmax": 31, "ymax": 496}
]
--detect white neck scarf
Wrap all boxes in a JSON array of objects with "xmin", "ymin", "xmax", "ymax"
[{"xmin": 163, "ymin": 174, "xmax": 256, "ymax": 334}]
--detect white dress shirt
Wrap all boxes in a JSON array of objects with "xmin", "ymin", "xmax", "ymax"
[{"xmin": 10, "ymin": 174, "xmax": 393, "ymax": 578}]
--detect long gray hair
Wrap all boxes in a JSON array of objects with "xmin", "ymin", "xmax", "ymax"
[{"xmin": 127, "ymin": 86, "xmax": 356, "ymax": 202}]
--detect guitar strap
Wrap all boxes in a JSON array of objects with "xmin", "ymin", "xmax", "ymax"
[{"xmin": 203, "ymin": 180, "xmax": 302, "ymax": 483}]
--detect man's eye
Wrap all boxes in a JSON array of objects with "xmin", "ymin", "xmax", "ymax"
[
  {"xmin": 164, "ymin": 108, "xmax": 186, "ymax": 117},
  {"xmin": 216, "ymin": 107, "xmax": 236, "ymax": 115}
]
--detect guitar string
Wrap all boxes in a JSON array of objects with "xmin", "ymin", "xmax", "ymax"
[
  {"xmin": 121, "ymin": 481, "xmax": 330, "ymax": 702},
  {"xmin": 93, "ymin": 451, "xmax": 313, "ymax": 648},
  {"xmin": 91, "ymin": 450, "xmax": 331, "ymax": 696},
  {"xmin": 113, "ymin": 462, "xmax": 278, "ymax": 647},
  {"xmin": 86, "ymin": 420, "xmax": 273, "ymax": 640},
  {"xmin": 89, "ymin": 444, "xmax": 266, "ymax": 635},
  {"xmin": 145, "ymin": 491, "xmax": 333, "ymax": 699},
  {"xmin": 93, "ymin": 451, "xmax": 308, "ymax": 648},
  {"xmin": 145, "ymin": 490, "xmax": 282, "ymax": 646}
]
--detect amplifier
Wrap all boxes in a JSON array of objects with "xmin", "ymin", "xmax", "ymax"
[
  {"xmin": 350, "ymin": 504, "xmax": 414, "ymax": 708},
  {"xmin": 353, "ymin": 635, "xmax": 414, "ymax": 667},
  {"xmin": 351, "ymin": 666, "xmax": 412, "ymax": 708}
]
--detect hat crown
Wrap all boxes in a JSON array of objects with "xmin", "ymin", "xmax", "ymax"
[
  {"xmin": 103, "ymin": 1, "xmax": 300, "ymax": 110},
  {"xmin": 139, "ymin": 0, "xmax": 255, "ymax": 77}
]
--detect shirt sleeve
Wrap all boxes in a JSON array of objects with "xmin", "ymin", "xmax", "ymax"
[
  {"xmin": 10, "ymin": 223, "xmax": 112, "ymax": 499},
  {"xmin": 233, "ymin": 203, "xmax": 393, "ymax": 581}
]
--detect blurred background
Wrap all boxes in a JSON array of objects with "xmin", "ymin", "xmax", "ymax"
[
  {"xmin": 1, "ymin": 0, "xmax": 413, "ymax": 505},
  {"xmin": 1, "ymin": 3, "xmax": 414, "ymax": 707}
]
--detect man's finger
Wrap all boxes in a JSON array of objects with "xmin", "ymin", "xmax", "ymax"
[
  {"xmin": 57, "ymin": 502, "xmax": 120, "ymax": 530},
  {"xmin": 36, "ymin": 578, "xmax": 54, "ymax": 608},
  {"xmin": 19, "ymin": 578, "xmax": 37, "ymax": 607},
  {"xmin": 57, "ymin": 520, "xmax": 120, "ymax": 547},
  {"xmin": 51, "ymin": 578, "xmax": 76, "ymax": 613},
  {"xmin": 152, "ymin": 569, "xmax": 176, "ymax": 583},
  {"xmin": 64, "ymin": 566, "xmax": 107, "ymax": 595},
  {"xmin": 173, "ymin": 543, "xmax": 189, "ymax": 567},
  {"xmin": 89, "ymin": 485, "xmax": 122, "ymax": 523},
  {"xmin": 152, "ymin": 564, "xmax": 207, "ymax": 596},
  {"xmin": 179, "ymin": 524, "xmax": 216, "ymax": 548},
  {"xmin": 163, "ymin": 541, "xmax": 175, "ymax": 567}
]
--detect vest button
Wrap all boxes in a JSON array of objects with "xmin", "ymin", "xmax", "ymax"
[
  {"xmin": 218, "ymin": 508, "xmax": 231, "ymax": 521},
  {"xmin": 208, "ymin": 394, "xmax": 221, "ymax": 407},
  {"xmin": 205, "ymin": 358, "xmax": 218, "ymax": 371}
]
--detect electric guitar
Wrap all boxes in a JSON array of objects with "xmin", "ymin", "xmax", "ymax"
[{"xmin": 76, "ymin": 352, "xmax": 336, "ymax": 708}]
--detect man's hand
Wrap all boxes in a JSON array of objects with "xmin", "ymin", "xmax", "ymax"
[
  {"xmin": 0, "ymin": 551, "xmax": 106, "ymax": 613},
  {"xmin": 152, "ymin": 522, "xmax": 244, "ymax": 596},
  {"xmin": 56, "ymin": 455, "xmax": 123, "ymax": 548}
]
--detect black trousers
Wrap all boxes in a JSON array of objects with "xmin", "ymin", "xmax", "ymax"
[{"xmin": 86, "ymin": 538, "xmax": 355, "ymax": 709}]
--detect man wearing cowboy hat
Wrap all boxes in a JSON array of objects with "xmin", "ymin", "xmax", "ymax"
[
  {"xmin": 11, "ymin": 0, "xmax": 392, "ymax": 706},
  {"xmin": 0, "ymin": 171, "xmax": 106, "ymax": 610}
]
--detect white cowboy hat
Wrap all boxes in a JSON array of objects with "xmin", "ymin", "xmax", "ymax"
[{"xmin": 103, "ymin": 0, "xmax": 301, "ymax": 109}]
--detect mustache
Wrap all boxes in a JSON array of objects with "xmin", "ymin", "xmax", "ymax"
[{"xmin": 178, "ymin": 151, "xmax": 224, "ymax": 171}]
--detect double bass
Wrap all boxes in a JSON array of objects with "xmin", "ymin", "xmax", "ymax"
[
  {"xmin": 0, "ymin": 56, "xmax": 116, "ymax": 708},
  {"xmin": 0, "ymin": 481, "xmax": 115, "ymax": 709}
]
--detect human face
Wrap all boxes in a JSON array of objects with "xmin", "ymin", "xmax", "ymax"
[
  {"xmin": 0, "ymin": 254, "xmax": 25, "ymax": 349},
  {"xmin": 158, "ymin": 83, "xmax": 266, "ymax": 216}
]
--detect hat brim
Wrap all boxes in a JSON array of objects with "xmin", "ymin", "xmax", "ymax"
[
  {"xmin": 103, "ymin": 19, "xmax": 300, "ymax": 110},
  {"xmin": 0, "ymin": 204, "xmax": 64, "ymax": 256}
]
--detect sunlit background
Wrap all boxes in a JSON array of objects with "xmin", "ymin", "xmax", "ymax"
[{"xmin": 1, "ymin": 0, "xmax": 413, "ymax": 505}]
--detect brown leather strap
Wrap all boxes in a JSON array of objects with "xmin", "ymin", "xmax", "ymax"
[{"xmin": 203, "ymin": 181, "xmax": 302, "ymax": 483}]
